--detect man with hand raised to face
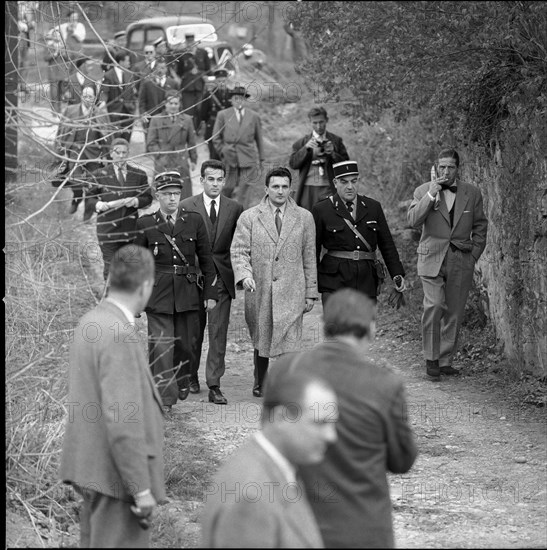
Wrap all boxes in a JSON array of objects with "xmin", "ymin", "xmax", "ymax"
[
  {"xmin": 407, "ymin": 148, "xmax": 487, "ymax": 379},
  {"xmin": 179, "ymin": 160, "xmax": 244, "ymax": 404}
]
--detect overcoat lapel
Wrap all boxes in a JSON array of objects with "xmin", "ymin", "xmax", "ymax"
[
  {"xmin": 215, "ymin": 196, "xmax": 230, "ymax": 246},
  {"xmin": 257, "ymin": 201, "xmax": 279, "ymax": 244},
  {"xmin": 153, "ymin": 211, "xmax": 171, "ymax": 235},
  {"xmin": 275, "ymin": 202, "xmax": 298, "ymax": 254},
  {"xmin": 354, "ymin": 196, "xmax": 369, "ymax": 223},
  {"xmin": 438, "ymin": 193, "xmax": 451, "ymax": 224}
]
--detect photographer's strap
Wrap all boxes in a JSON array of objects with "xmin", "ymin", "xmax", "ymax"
[{"xmin": 162, "ymin": 233, "xmax": 190, "ymax": 266}]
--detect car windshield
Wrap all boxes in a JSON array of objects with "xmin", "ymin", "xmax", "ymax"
[{"xmin": 166, "ymin": 24, "xmax": 217, "ymax": 45}]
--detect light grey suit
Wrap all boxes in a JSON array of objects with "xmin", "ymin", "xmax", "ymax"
[
  {"xmin": 59, "ymin": 300, "xmax": 166, "ymax": 547},
  {"xmin": 212, "ymin": 106, "xmax": 265, "ymax": 208},
  {"xmin": 408, "ymin": 180, "xmax": 488, "ymax": 366},
  {"xmin": 201, "ymin": 436, "xmax": 324, "ymax": 548}
]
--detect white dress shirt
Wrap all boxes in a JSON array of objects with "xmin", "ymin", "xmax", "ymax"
[
  {"xmin": 203, "ymin": 193, "xmax": 221, "ymax": 218},
  {"xmin": 268, "ymin": 199, "xmax": 286, "ymax": 220},
  {"xmin": 104, "ymin": 297, "xmax": 135, "ymax": 324}
]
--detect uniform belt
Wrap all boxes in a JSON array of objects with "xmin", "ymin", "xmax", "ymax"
[
  {"xmin": 155, "ymin": 265, "xmax": 198, "ymax": 275},
  {"xmin": 326, "ymin": 250, "xmax": 376, "ymax": 261}
]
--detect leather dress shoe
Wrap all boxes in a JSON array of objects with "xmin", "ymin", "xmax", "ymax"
[
  {"xmin": 440, "ymin": 365, "xmax": 461, "ymax": 375},
  {"xmin": 162, "ymin": 405, "xmax": 172, "ymax": 415},
  {"xmin": 189, "ymin": 380, "xmax": 201, "ymax": 394},
  {"xmin": 69, "ymin": 200, "xmax": 79, "ymax": 214},
  {"xmin": 252, "ymin": 385, "xmax": 263, "ymax": 398},
  {"xmin": 178, "ymin": 387, "xmax": 190, "ymax": 401},
  {"xmin": 208, "ymin": 386, "xmax": 227, "ymax": 405},
  {"xmin": 426, "ymin": 360, "xmax": 441, "ymax": 378}
]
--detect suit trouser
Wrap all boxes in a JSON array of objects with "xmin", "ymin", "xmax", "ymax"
[
  {"xmin": 147, "ymin": 310, "xmax": 200, "ymax": 406},
  {"xmin": 192, "ymin": 277, "xmax": 233, "ymax": 388},
  {"xmin": 223, "ymin": 165, "xmax": 260, "ymax": 209},
  {"xmin": 420, "ymin": 247, "xmax": 475, "ymax": 366},
  {"xmin": 76, "ymin": 487, "xmax": 149, "ymax": 548}
]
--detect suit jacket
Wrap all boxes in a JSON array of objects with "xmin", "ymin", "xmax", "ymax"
[
  {"xmin": 407, "ymin": 181, "xmax": 488, "ymax": 276},
  {"xmin": 179, "ymin": 193, "xmax": 243, "ymax": 299},
  {"xmin": 231, "ymin": 196, "xmax": 318, "ymax": 357},
  {"xmin": 101, "ymin": 67, "xmax": 137, "ymax": 116},
  {"xmin": 88, "ymin": 164, "xmax": 153, "ymax": 243},
  {"xmin": 64, "ymin": 72, "xmax": 99, "ymax": 105},
  {"xmin": 56, "ymin": 103, "xmax": 111, "ymax": 174},
  {"xmin": 138, "ymin": 77, "xmax": 178, "ymax": 118},
  {"xmin": 59, "ymin": 300, "xmax": 166, "ymax": 503},
  {"xmin": 277, "ymin": 341, "xmax": 417, "ymax": 548},
  {"xmin": 312, "ymin": 193, "xmax": 405, "ymax": 296},
  {"xmin": 201, "ymin": 436, "xmax": 324, "ymax": 548},
  {"xmin": 176, "ymin": 47, "xmax": 211, "ymax": 92},
  {"xmin": 147, "ymin": 112, "xmax": 198, "ymax": 178},
  {"xmin": 132, "ymin": 58, "xmax": 157, "ymax": 92},
  {"xmin": 212, "ymin": 107, "xmax": 265, "ymax": 168},
  {"xmin": 134, "ymin": 209, "xmax": 217, "ymax": 313},
  {"xmin": 289, "ymin": 131, "xmax": 349, "ymax": 204}
]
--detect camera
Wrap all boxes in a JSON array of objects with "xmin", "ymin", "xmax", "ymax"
[{"xmin": 318, "ymin": 144, "xmax": 325, "ymax": 153}]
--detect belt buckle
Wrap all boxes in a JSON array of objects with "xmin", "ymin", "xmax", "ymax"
[
  {"xmin": 174, "ymin": 265, "xmax": 182, "ymax": 275},
  {"xmin": 352, "ymin": 250, "xmax": 360, "ymax": 260}
]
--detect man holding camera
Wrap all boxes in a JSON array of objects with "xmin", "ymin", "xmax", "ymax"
[
  {"xmin": 290, "ymin": 106, "xmax": 350, "ymax": 211},
  {"xmin": 312, "ymin": 160, "xmax": 406, "ymax": 306}
]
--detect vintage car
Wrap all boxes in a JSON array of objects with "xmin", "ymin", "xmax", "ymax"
[{"xmin": 125, "ymin": 15, "xmax": 236, "ymax": 74}]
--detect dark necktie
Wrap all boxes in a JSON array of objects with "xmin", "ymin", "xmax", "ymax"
[
  {"xmin": 117, "ymin": 168, "xmax": 125, "ymax": 185},
  {"xmin": 275, "ymin": 208, "xmax": 282, "ymax": 235},
  {"xmin": 166, "ymin": 214, "xmax": 174, "ymax": 230},
  {"xmin": 210, "ymin": 199, "xmax": 217, "ymax": 224},
  {"xmin": 346, "ymin": 201, "xmax": 354, "ymax": 217}
]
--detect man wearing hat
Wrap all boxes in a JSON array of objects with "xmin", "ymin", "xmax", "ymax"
[
  {"xmin": 312, "ymin": 160, "xmax": 406, "ymax": 305},
  {"xmin": 102, "ymin": 30, "xmax": 127, "ymax": 72},
  {"xmin": 64, "ymin": 56, "xmax": 100, "ymax": 105},
  {"xmin": 213, "ymin": 85, "xmax": 265, "ymax": 209},
  {"xmin": 200, "ymin": 68, "xmax": 232, "ymax": 160},
  {"xmin": 147, "ymin": 89, "xmax": 197, "ymax": 200},
  {"xmin": 177, "ymin": 32, "xmax": 211, "ymax": 132},
  {"xmin": 135, "ymin": 171, "xmax": 218, "ymax": 412}
]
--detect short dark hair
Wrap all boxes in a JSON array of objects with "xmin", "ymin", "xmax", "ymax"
[
  {"xmin": 308, "ymin": 106, "xmax": 328, "ymax": 119},
  {"xmin": 109, "ymin": 245, "xmax": 155, "ymax": 293},
  {"xmin": 323, "ymin": 288, "xmax": 376, "ymax": 339},
  {"xmin": 165, "ymin": 89, "xmax": 180, "ymax": 100},
  {"xmin": 438, "ymin": 148, "xmax": 460, "ymax": 167},
  {"xmin": 110, "ymin": 137, "xmax": 130, "ymax": 150},
  {"xmin": 114, "ymin": 50, "xmax": 130, "ymax": 64},
  {"xmin": 261, "ymin": 364, "xmax": 332, "ymax": 423},
  {"xmin": 265, "ymin": 166, "xmax": 292, "ymax": 187},
  {"xmin": 201, "ymin": 159, "xmax": 226, "ymax": 178}
]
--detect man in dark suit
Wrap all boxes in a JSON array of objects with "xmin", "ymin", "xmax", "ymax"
[
  {"xmin": 177, "ymin": 32, "xmax": 211, "ymax": 131},
  {"xmin": 135, "ymin": 172, "xmax": 218, "ymax": 411},
  {"xmin": 138, "ymin": 57, "xmax": 178, "ymax": 131},
  {"xmin": 55, "ymin": 83, "xmax": 111, "ymax": 216},
  {"xmin": 179, "ymin": 160, "xmax": 244, "ymax": 404},
  {"xmin": 290, "ymin": 106, "xmax": 350, "ymax": 211},
  {"xmin": 213, "ymin": 86, "xmax": 265, "ymax": 209},
  {"xmin": 59, "ymin": 244, "xmax": 166, "ymax": 548},
  {"xmin": 147, "ymin": 90, "xmax": 197, "ymax": 201},
  {"xmin": 101, "ymin": 30, "xmax": 127, "ymax": 73},
  {"xmin": 312, "ymin": 160, "xmax": 406, "ymax": 306},
  {"xmin": 201, "ymin": 367, "xmax": 337, "ymax": 548},
  {"xmin": 274, "ymin": 288, "xmax": 418, "ymax": 548},
  {"xmin": 200, "ymin": 69, "xmax": 231, "ymax": 160},
  {"xmin": 131, "ymin": 42, "xmax": 157, "ymax": 93},
  {"xmin": 88, "ymin": 138, "xmax": 153, "ymax": 279},
  {"xmin": 102, "ymin": 50, "xmax": 137, "ymax": 141},
  {"xmin": 407, "ymin": 148, "xmax": 488, "ymax": 378}
]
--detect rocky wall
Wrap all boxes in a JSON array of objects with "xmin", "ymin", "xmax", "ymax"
[{"xmin": 464, "ymin": 112, "xmax": 547, "ymax": 377}]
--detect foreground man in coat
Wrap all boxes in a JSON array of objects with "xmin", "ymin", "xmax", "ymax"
[
  {"xmin": 59, "ymin": 245, "xmax": 166, "ymax": 548},
  {"xmin": 274, "ymin": 288, "xmax": 417, "ymax": 548},
  {"xmin": 201, "ymin": 367, "xmax": 338, "ymax": 548},
  {"xmin": 231, "ymin": 166, "xmax": 318, "ymax": 397}
]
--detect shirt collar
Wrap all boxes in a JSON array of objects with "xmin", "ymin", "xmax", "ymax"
[
  {"xmin": 104, "ymin": 297, "xmax": 134, "ymax": 324},
  {"xmin": 268, "ymin": 200, "xmax": 286, "ymax": 215},
  {"xmin": 254, "ymin": 432, "xmax": 297, "ymax": 485},
  {"xmin": 114, "ymin": 66, "xmax": 123, "ymax": 81},
  {"xmin": 203, "ymin": 193, "xmax": 220, "ymax": 209},
  {"xmin": 312, "ymin": 129, "xmax": 326, "ymax": 142},
  {"xmin": 159, "ymin": 210, "xmax": 175, "ymax": 222}
]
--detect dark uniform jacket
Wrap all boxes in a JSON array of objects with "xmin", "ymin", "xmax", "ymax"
[
  {"xmin": 289, "ymin": 131, "xmax": 349, "ymax": 205},
  {"xmin": 312, "ymin": 193, "xmax": 405, "ymax": 297},
  {"xmin": 135, "ymin": 209, "xmax": 217, "ymax": 314},
  {"xmin": 88, "ymin": 164, "xmax": 153, "ymax": 243}
]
